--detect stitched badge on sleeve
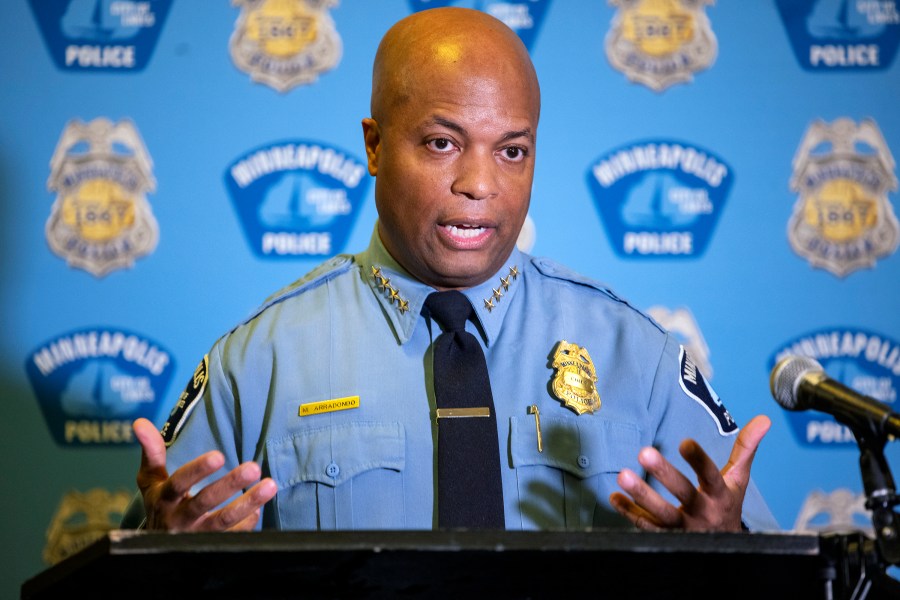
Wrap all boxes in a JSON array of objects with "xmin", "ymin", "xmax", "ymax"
[
  {"xmin": 678, "ymin": 346, "xmax": 737, "ymax": 436},
  {"xmin": 160, "ymin": 355, "xmax": 208, "ymax": 447}
]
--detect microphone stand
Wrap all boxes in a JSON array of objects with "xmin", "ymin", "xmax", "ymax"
[{"xmin": 835, "ymin": 417, "xmax": 900, "ymax": 599}]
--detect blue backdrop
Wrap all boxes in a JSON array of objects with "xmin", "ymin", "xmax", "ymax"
[{"xmin": 4, "ymin": 1, "xmax": 900, "ymax": 595}]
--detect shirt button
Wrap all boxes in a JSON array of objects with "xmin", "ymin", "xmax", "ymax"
[
  {"xmin": 325, "ymin": 462, "xmax": 340, "ymax": 478},
  {"xmin": 577, "ymin": 455, "xmax": 590, "ymax": 469}
]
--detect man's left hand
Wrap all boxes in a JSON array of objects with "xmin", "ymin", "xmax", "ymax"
[{"xmin": 609, "ymin": 414, "xmax": 771, "ymax": 532}]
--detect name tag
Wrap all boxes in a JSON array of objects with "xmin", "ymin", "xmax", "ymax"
[{"xmin": 299, "ymin": 395, "xmax": 360, "ymax": 417}]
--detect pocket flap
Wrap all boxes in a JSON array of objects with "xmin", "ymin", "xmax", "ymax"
[
  {"xmin": 267, "ymin": 421, "xmax": 405, "ymax": 488},
  {"xmin": 510, "ymin": 416, "xmax": 641, "ymax": 479}
]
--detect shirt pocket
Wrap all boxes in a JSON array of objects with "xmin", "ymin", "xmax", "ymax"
[
  {"xmin": 266, "ymin": 421, "xmax": 406, "ymax": 530},
  {"xmin": 509, "ymin": 415, "xmax": 642, "ymax": 529}
]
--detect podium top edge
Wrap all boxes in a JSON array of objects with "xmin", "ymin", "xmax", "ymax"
[
  {"xmin": 102, "ymin": 528, "xmax": 827, "ymax": 556},
  {"xmin": 23, "ymin": 529, "xmax": 861, "ymax": 599}
]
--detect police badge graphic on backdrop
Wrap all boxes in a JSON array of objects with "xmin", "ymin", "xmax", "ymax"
[
  {"xmin": 647, "ymin": 305, "xmax": 713, "ymax": 380},
  {"xmin": 769, "ymin": 328, "xmax": 900, "ymax": 448},
  {"xmin": 478, "ymin": 0, "xmax": 551, "ymax": 51},
  {"xmin": 45, "ymin": 118, "xmax": 159, "ymax": 277},
  {"xmin": 224, "ymin": 139, "xmax": 370, "ymax": 258},
  {"xmin": 230, "ymin": 0, "xmax": 342, "ymax": 92},
  {"xmin": 788, "ymin": 118, "xmax": 899, "ymax": 277},
  {"xmin": 408, "ymin": 1, "xmax": 552, "ymax": 51},
  {"xmin": 793, "ymin": 488, "xmax": 873, "ymax": 536},
  {"xmin": 29, "ymin": 0, "xmax": 173, "ymax": 72},
  {"xmin": 605, "ymin": 0, "xmax": 717, "ymax": 91},
  {"xmin": 775, "ymin": 0, "xmax": 900, "ymax": 71},
  {"xmin": 25, "ymin": 328, "xmax": 175, "ymax": 447},
  {"xmin": 43, "ymin": 488, "xmax": 133, "ymax": 565},
  {"xmin": 587, "ymin": 139, "xmax": 732, "ymax": 258}
]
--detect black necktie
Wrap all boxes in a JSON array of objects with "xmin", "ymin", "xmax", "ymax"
[{"xmin": 425, "ymin": 290, "xmax": 505, "ymax": 529}]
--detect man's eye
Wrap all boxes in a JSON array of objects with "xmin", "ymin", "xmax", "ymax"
[
  {"xmin": 428, "ymin": 138, "xmax": 454, "ymax": 152},
  {"xmin": 503, "ymin": 146, "xmax": 527, "ymax": 161}
]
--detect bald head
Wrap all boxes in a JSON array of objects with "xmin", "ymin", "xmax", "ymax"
[
  {"xmin": 361, "ymin": 8, "xmax": 540, "ymax": 289},
  {"xmin": 370, "ymin": 7, "xmax": 540, "ymax": 126}
]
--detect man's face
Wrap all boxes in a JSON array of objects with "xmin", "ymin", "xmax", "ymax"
[{"xmin": 363, "ymin": 53, "xmax": 538, "ymax": 290}]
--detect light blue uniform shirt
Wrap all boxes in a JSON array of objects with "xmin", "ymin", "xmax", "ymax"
[{"xmin": 156, "ymin": 227, "xmax": 778, "ymax": 532}]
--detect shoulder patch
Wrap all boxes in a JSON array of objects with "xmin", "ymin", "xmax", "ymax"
[
  {"xmin": 678, "ymin": 346, "xmax": 737, "ymax": 436},
  {"xmin": 160, "ymin": 355, "xmax": 208, "ymax": 447}
]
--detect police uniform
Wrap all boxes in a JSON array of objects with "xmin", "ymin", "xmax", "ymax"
[{"xmin": 142, "ymin": 226, "xmax": 779, "ymax": 532}]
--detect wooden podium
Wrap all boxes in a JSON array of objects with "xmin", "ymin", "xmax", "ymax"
[{"xmin": 20, "ymin": 529, "xmax": 899, "ymax": 599}]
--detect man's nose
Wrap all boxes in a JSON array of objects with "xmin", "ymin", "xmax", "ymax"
[{"xmin": 450, "ymin": 149, "xmax": 499, "ymax": 201}]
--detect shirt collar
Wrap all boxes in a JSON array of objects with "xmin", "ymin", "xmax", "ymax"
[{"xmin": 357, "ymin": 224, "xmax": 525, "ymax": 347}]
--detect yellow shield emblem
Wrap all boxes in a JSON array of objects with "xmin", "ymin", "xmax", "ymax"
[{"xmin": 550, "ymin": 341, "xmax": 601, "ymax": 415}]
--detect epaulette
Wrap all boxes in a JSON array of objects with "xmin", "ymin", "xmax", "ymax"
[
  {"xmin": 168, "ymin": 258, "xmax": 358, "ymax": 445},
  {"xmin": 530, "ymin": 256, "xmax": 666, "ymax": 333},
  {"xmin": 237, "ymin": 254, "xmax": 355, "ymax": 326}
]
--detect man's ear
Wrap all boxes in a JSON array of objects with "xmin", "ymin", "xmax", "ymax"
[{"xmin": 361, "ymin": 118, "xmax": 381, "ymax": 176}]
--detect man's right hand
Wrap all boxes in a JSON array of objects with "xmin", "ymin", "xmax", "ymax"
[{"xmin": 133, "ymin": 418, "xmax": 278, "ymax": 532}]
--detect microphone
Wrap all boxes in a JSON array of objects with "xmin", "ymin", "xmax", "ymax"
[{"xmin": 770, "ymin": 355, "xmax": 900, "ymax": 439}]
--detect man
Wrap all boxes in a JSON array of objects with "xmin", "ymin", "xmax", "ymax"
[{"xmin": 126, "ymin": 7, "xmax": 778, "ymax": 533}]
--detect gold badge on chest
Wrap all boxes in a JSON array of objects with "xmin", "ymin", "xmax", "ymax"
[{"xmin": 550, "ymin": 341, "xmax": 601, "ymax": 415}]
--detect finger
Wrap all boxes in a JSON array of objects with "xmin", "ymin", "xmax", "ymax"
[
  {"xmin": 134, "ymin": 417, "xmax": 165, "ymax": 469},
  {"xmin": 200, "ymin": 477, "xmax": 278, "ymax": 532},
  {"xmin": 637, "ymin": 447, "xmax": 702, "ymax": 513},
  {"xmin": 226, "ymin": 509, "xmax": 262, "ymax": 532},
  {"xmin": 179, "ymin": 461, "xmax": 266, "ymax": 523},
  {"xmin": 608, "ymin": 491, "xmax": 664, "ymax": 531},
  {"xmin": 616, "ymin": 466, "xmax": 683, "ymax": 528},
  {"xmin": 159, "ymin": 451, "xmax": 226, "ymax": 503},
  {"xmin": 678, "ymin": 438, "xmax": 728, "ymax": 498},
  {"xmin": 722, "ymin": 415, "xmax": 771, "ymax": 487},
  {"xmin": 134, "ymin": 418, "xmax": 168, "ymax": 491}
]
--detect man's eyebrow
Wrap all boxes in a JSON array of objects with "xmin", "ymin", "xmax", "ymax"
[
  {"xmin": 430, "ymin": 116, "xmax": 466, "ymax": 135},
  {"xmin": 429, "ymin": 116, "xmax": 535, "ymax": 145},
  {"xmin": 500, "ymin": 128, "xmax": 535, "ymax": 145}
]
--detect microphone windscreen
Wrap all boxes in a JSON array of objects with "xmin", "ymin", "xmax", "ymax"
[{"xmin": 770, "ymin": 355, "xmax": 823, "ymax": 410}]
